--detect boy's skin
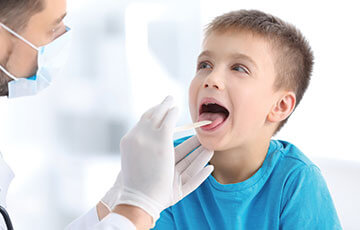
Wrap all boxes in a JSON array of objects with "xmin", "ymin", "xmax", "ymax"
[{"xmin": 189, "ymin": 30, "xmax": 296, "ymax": 184}]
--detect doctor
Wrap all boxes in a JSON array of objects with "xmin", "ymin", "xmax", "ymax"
[{"xmin": 0, "ymin": 0, "xmax": 214, "ymax": 229}]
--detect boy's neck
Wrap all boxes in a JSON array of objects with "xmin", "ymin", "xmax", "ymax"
[{"xmin": 210, "ymin": 137, "xmax": 271, "ymax": 184}]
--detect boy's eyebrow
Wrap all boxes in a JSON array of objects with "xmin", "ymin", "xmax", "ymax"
[
  {"xmin": 197, "ymin": 50, "xmax": 213, "ymax": 60},
  {"xmin": 229, "ymin": 53, "xmax": 258, "ymax": 69},
  {"xmin": 198, "ymin": 50, "xmax": 258, "ymax": 69}
]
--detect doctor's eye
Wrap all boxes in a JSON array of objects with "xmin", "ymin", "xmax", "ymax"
[
  {"xmin": 231, "ymin": 64, "xmax": 250, "ymax": 74},
  {"xmin": 51, "ymin": 23, "xmax": 66, "ymax": 39},
  {"xmin": 197, "ymin": 61, "xmax": 212, "ymax": 71},
  {"xmin": 51, "ymin": 25, "xmax": 60, "ymax": 34}
]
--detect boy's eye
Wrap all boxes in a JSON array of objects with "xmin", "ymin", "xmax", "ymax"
[
  {"xmin": 232, "ymin": 64, "xmax": 249, "ymax": 74},
  {"xmin": 198, "ymin": 62, "xmax": 212, "ymax": 70}
]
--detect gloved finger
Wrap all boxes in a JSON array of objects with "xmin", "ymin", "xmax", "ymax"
[
  {"xmin": 180, "ymin": 149, "xmax": 214, "ymax": 185},
  {"xmin": 181, "ymin": 165, "xmax": 214, "ymax": 198},
  {"xmin": 174, "ymin": 135, "xmax": 201, "ymax": 164},
  {"xmin": 150, "ymin": 96, "xmax": 174, "ymax": 128},
  {"xmin": 140, "ymin": 105, "xmax": 157, "ymax": 121},
  {"xmin": 140, "ymin": 96, "xmax": 173, "ymax": 121},
  {"xmin": 160, "ymin": 106, "xmax": 179, "ymax": 132},
  {"xmin": 176, "ymin": 145, "xmax": 206, "ymax": 174}
]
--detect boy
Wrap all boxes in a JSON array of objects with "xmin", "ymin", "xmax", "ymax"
[{"xmin": 153, "ymin": 9, "xmax": 341, "ymax": 229}]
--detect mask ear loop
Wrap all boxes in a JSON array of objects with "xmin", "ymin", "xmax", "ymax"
[
  {"xmin": 0, "ymin": 65, "xmax": 18, "ymax": 81},
  {"xmin": 0, "ymin": 23, "xmax": 39, "ymax": 51},
  {"xmin": 0, "ymin": 23, "xmax": 41, "ymax": 81}
]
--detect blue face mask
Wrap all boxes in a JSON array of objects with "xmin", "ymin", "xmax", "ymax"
[{"xmin": 0, "ymin": 23, "xmax": 71, "ymax": 98}]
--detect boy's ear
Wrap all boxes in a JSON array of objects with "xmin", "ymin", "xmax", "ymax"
[{"xmin": 267, "ymin": 91, "xmax": 296, "ymax": 123}]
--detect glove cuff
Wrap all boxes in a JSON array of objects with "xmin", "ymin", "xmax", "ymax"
[
  {"xmin": 99, "ymin": 200, "xmax": 112, "ymax": 213},
  {"xmin": 101, "ymin": 187, "xmax": 122, "ymax": 210},
  {"xmin": 116, "ymin": 187, "xmax": 163, "ymax": 228}
]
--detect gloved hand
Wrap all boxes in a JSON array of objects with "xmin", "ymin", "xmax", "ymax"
[
  {"xmin": 101, "ymin": 172, "xmax": 123, "ymax": 211},
  {"xmin": 171, "ymin": 135, "xmax": 214, "ymax": 205},
  {"xmin": 100, "ymin": 137, "xmax": 214, "ymax": 216},
  {"xmin": 114, "ymin": 96, "xmax": 214, "ymax": 226}
]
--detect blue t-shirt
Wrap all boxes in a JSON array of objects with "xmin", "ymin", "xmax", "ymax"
[{"xmin": 153, "ymin": 136, "xmax": 341, "ymax": 230}]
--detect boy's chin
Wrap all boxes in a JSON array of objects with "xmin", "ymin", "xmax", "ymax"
[{"xmin": 196, "ymin": 134, "xmax": 227, "ymax": 151}]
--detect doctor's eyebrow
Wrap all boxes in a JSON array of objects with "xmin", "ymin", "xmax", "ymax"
[{"xmin": 53, "ymin": 12, "xmax": 67, "ymax": 26}]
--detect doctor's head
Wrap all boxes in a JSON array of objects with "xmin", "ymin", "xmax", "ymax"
[{"xmin": 0, "ymin": 0, "xmax": 67, "ymax": 96}]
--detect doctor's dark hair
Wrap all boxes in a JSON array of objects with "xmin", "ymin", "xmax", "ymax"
[
  {"xmin": 0, "ymin": 0, "xmax": 44, "ymax": 33},
  {"xmin": 205, "ymin": 10, "xmax": 314, "ymax": 135},
  {"xmin": 0, "ymin": 0, "xmax": 44, "ymax": 96}
]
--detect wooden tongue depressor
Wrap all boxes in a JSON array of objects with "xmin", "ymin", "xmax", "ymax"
[{"xmin": 174, "ymin": 120, "xmax": 212, "ymax": 133}]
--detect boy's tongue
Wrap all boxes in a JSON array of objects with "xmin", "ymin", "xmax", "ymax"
[{"xmin": 198, "ymin": 112, "xmax": 226, "ymax": 129}]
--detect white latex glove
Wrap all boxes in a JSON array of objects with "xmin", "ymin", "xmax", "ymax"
[
  {"xmin": 172, "ymin": 135, "xmax": 214, "ymax": 204},
  {"xmin": 101, "ymin": 172, "xmax": 123, "ymax": 211},
  {"xmin": 100, "ymin": 137, "xmax": 214, "ymax": 213},
  {"xmin": 115, "ymin": 96, "xmax": 214, "ymax": 226},
  {"xmin": 100, "ymin": 138, "xmax": 214, "ymax": 213}
]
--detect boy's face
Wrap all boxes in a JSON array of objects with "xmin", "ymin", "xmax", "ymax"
[{"xmin": 189, "ymin": 30, "xmax": 279, "ymax": 151}]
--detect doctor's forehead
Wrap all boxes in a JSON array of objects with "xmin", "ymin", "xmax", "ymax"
[
  {"xmin": 25, "ymin": 0, "xmax": 67, "ymax": 35},
  {"xmin": 42, "ymin": 0, "xmax": 67, "ymax": 26},
  {"xmin": 24, "ymin": 0, "xmax": 66, "ymax": 30},
  {"xmin": 17, "ymin": 0, "xmax": 67, "ymax": 46}
]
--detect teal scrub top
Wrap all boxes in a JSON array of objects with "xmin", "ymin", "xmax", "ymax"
[{"xmin": 153, "ymin": 137, "xmax": 342, "ymax": 230}]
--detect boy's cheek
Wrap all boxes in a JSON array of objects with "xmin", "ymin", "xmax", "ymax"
[{"xmin": 188, "ymin": 81, "xmax": 198, "ymax": 120}]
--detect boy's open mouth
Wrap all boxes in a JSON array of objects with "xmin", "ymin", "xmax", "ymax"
[{"xmin": 198, "ymin": 98, "xmax": 230, "ymax": 131}]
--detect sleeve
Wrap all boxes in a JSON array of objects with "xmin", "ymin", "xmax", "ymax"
[
  {"xmin": 65, "ymin": 207, "xmax": 100, "ymax": 230},
  {"xmin": 92, "ymin": 213, "xmax": 136, "ymax": 230},
  {"xmin": 151, "ymin": 208, "xmax": 176, "ymax": 230},
  {"xmin": 280, "ymin": 165, "xmax": 342, "ymax": 230}
]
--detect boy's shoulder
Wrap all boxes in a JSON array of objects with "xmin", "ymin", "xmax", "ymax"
[
  {"xmin": 273, "ymin": 139, "xmax": 317, "ymax": 170},
  {"xmin": 270, "ymin": 139, "xmax": 324, "ymax": 193}
]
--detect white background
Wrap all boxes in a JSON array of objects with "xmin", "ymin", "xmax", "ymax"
[{"xmin": 0, "ymin": 0, "xmax": 359, "ymax": 229}]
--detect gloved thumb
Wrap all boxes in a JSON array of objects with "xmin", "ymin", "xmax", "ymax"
[{"xmin": 160, "ymin": 106, "xmax": 179, "ymax": 132}]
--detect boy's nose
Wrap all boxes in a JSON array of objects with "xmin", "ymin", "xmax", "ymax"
[
  {"xmin": 203, "ymin": 73, "xmax": 225, "ymax": 90},
  {"xmin": 204, "ymin": 83, "xmax": 220, "ymax": 89}
]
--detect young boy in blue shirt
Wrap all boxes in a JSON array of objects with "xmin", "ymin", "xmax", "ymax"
[{"xmin": 153, "ymin": 9, "xmax": 341, "ymax": 229}]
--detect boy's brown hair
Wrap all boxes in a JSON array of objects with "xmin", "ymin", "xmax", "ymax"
[{"xmin": 205, "ymin": 10, "xmax": 314, "ymax": 134}]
